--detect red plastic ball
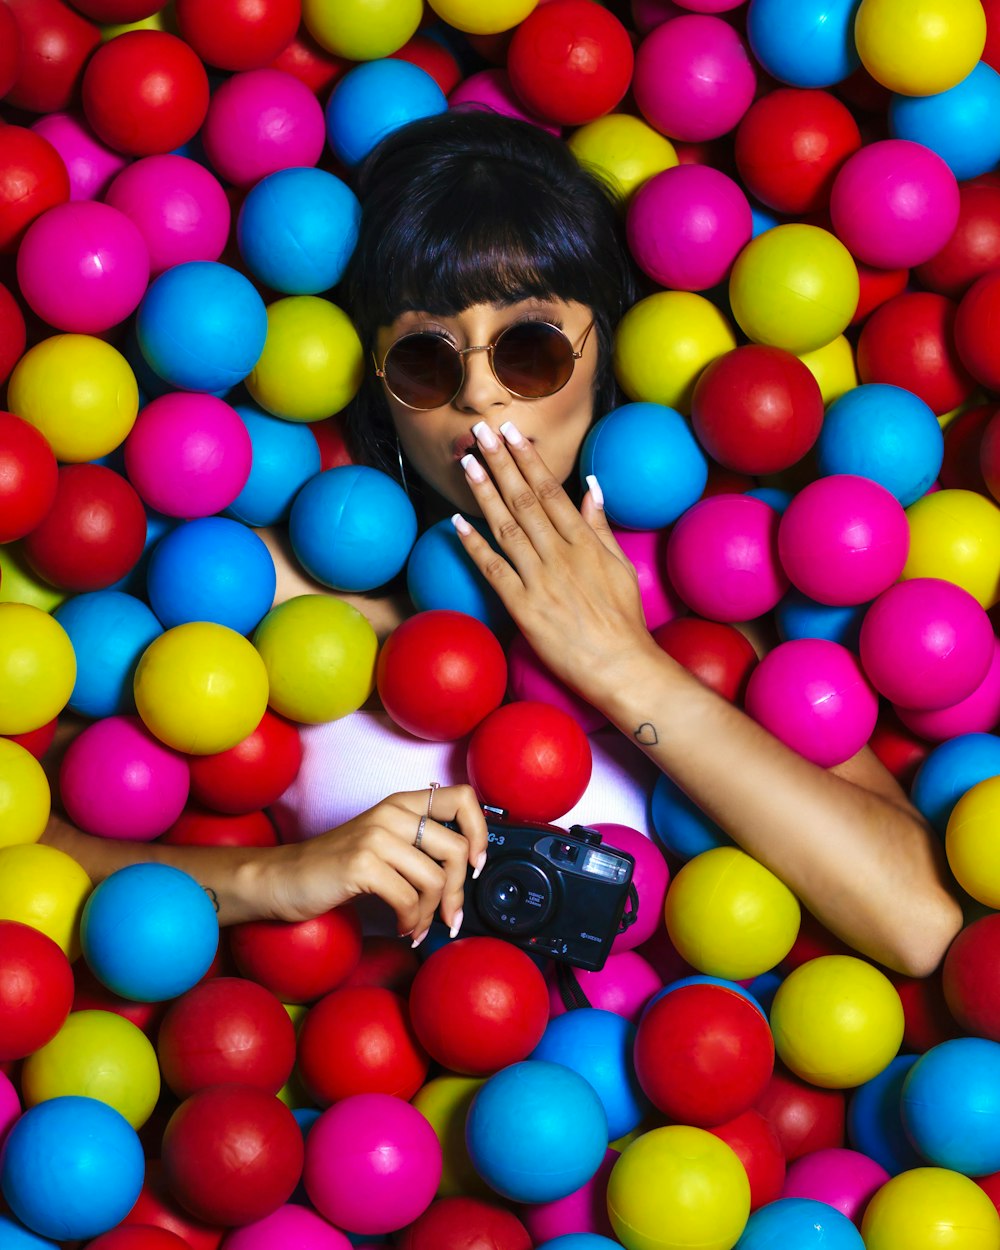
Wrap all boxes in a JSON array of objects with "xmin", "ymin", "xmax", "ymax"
[
  {"xmin": 70, "ymin": 0, "xmax": 167, "ymax": 18},
  {"xmin": 187, "ymin": 710, "xmax": 302, "ymax": 814},
  {"xmin": 175, "ymin": 0, "xmax": 300, "ymax": 71},
  {"xmin": 229, "ymin": 906, "xmax": 363, "ymax": 1004},
  {"xmin": 0, "ymin": 285, "xmax": 26, "ymax": 385},
  {"xmin": 161, "ymin": 808, "xmax": 280, "ymax": 848},
  {"xmin": 82, "ymin": 31, "xmax": 211, "ymax": 157},
  {"xmin": 985, "ymin": 0, "xmax": 1000, "ymax": 71},
  {"xmin": 890, "ymin": 970, "xmax": 960, "ymax": 1054},
  {"xmin": 123, "ymin": 1162, "xmax": 224, "ymax": 1250},
  {"xmin": 3, "ymin": 0, "xmax": 101, "ymax": 114},
  {"xmin": 161, "ymin": 1085, "xmax": 304, "ymax": 1228},
  {"xmin": 634, "ymin": 983, "xmax": 775, "ymax": 1128},
  {"xmin": 397, "ymin": 1196, "xmax": 533, "ymax": 1250},
  {"xmin": 297, "ymin": 985, "xmax": 429, "ymax": 1104},
  {"xmin": 156, "ymin": 976, "xmax": 297, "ymax": 1098},
  {"xmin": 466, "ymin": 700, "xmax": 592, "ymax": 823},
  {"xmin": 915, "ymin": 180, "xmax": 1000, "ymax": 299},
  {"xmin": 753, "ymin": 1062, "xmax": 846, "ymax": 1161},
  {"xmin": 851, "ymin": 261, "xmax": 910, "ymax": 326},
  {"xmin": 690, "ymin": 344, "xmax": 825, "ymax": 475},
  {"xmin": 21, "ymin": 463, "xmax": 147, "ymax": 592},
  {"xmin": 955, "ymin": 268, "xmax": 1000, "ymax": 393},
  {"xmin": 3, "ymin": 717, "xmax": 59, "ymax": 761},
  {"xmin": 308, "ymin": 414, "xmax": 354, "ymax": 470},
  {"xmin": 72, "ymin": 958, "xmax": 165, "ymax": 1036},
  {"xmin": 866, "ymin": 710, "xmax": 930, "ymax": 789},
  {"xmin": 376, "ymin": 609, "xmax": 508, "ymax": 742},
  {"xmin": 857, "ymin": 291, "xmax": 975, "ymax": 417},
  {"xmin": 780, "ymin": 909, "xmax": 852, "ymax": 971},
  {"xmin": 940, "ymin": 403, "xmax": 996, "ymax": 495},
  {"xmin": 269, "ymin": 26, "xmax": 350, "ymax": 97},
  {"xmin": 652, "ymin": 616, "xmax": 759, "ymax": 704},
  {"xmin": 0, "ymin": 919, "xmax": 75, "ymax": 1061},
  {"xmin": 392, "ymin": 34, "xmax": 463, "ymax": 96},
  {"xmin": 507, "ymin": 0, "xmax": 635, "ymax": 126},
  {"xmin": 710, "ymin": 1108, "xmax": 787, "ymax": 1211},
  {"xmin": 342, "ymin": 935, "xmax": 420, "ymax": 997},
  {"xmin": 0, "ymin": 126, "xmax": 71, "ymax": 254},
  {"xmin": 408, "ymin": 936, "xmax": 550, "ymax": 1076},
  {"xmin": 85, "ymin": 1225, "xmax": 192, "ymax": 1250},
  {"xmin": 0, "ymin": 2, "xmax": 21, "ymax": 98},
  {"xmin": 942, "ymin": 912, "xmax": 1000, "ymax": 1041},
  {"xmin": 734, "ymin": 89, "xmax": 861, "ymax": 216},
  {"xmin": 980, "ymin": 409, "xmax": 1000, "ymax": 503},
  {"xmin": 0, "ymin": 411, "xmax": 58, "ymax": 544}
]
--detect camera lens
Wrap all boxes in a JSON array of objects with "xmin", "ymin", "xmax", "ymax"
[
  {"xmin": 475, "ymin": 859, "xmax": 554, "ymax": 935},
  {"xmin": 490, "ymin": 880, "xmax": 520, "ymax": 909}
]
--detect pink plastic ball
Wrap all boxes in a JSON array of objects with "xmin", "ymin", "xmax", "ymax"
[
  {"xmin": 16, "ymin": 200, "xmax": 150, "ymax": 333},
  {"xmin": 124, "ymin": 392, "xmax": 253, "ymax": 519},
  {"xmin": 627, "ymin": 163, "xmax": 752, "ymax": 291},
  {"xmin": 0, "ymin": 1068, "xmax": 20, "ymax": 1145},
  {"xmin": 631, "ymin": 0, "xmax": 683, "ymax": 35},
  {"xmin": 222, "ymin": 1203, "xmax": 351, "ymax": 1250},
  {"xmin": 507, "ymin": 632, "xmax": 606, "ymax": 734},
  {"xmin": 547, "ymin": 950, "xmax": 663, "ymax": 1025},
  {"xmin": 782, "ymin": 1147, "xmax": 889, "ymax": 1224},
  {"xmin": 829, "ymin": 139, "xmax": 961, "ymax": 270},
  {"xmin": 666, "ymin": 494, "xmax": 789, "ymax": 622},
  {"xmin": 30, "ymin": 112, "xmax": 128, "ymax": 202},
  {"xmin": 745, "ymin": 638, "xmax": 879, "ymax": 768},
  {"xmin": 518, "ymin": 1148, "xmax": 618, "ymax": 1243},
  {"xmin": 59, "ymin": 714, "xmax": 190, "ymax": 841},
  {"xmin": 674, "ymin": 0, "xmax": 746, "ymax": 8},
  {"xmin": 777, "ymin": 474, "xmax": 910, "ymax": 607},
  {"xmin": 201, "ymin": 68, "xmax": 326, "ymax": 188},
  {"xmin": 633, "ymin": 14, "xmax": 757, "ymax": 142},
  {"xmin": 104, "ymin": 154, "xmax": 231, "ymax": 277},
  {"xmin": 859, "ymin": 578, "xmax": 995, "ymax": 710},
  {"xmin": 303, "ymin": 1093, "xmax": 442, "ymax": 1237},
  {"xmin": 612, "ymin": 527, "xmax": 685, "ymax": 630},
  {"xmin": 449, "ymin": 69, "xmax": 561, "ymax": 136},
  {"xmin": 894, "ymin": 637, "xmax": 1000, "ymax": 742},
  {"xmin": 594, "ymin": 823, "xmax": 670, "ymax": 954}
]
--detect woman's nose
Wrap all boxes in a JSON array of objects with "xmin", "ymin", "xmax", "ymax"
[{"xmin": 454, "ymin": 346, "xmax": 512, "ymax": 415}]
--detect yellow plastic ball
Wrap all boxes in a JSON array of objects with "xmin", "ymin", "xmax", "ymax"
[
  {"xmin": 22, "ymin": 1009, "xmax": 161, "ymax": 1129},
  {"xmin": 101, "ymin": 9, "xmax": 176, "ymax": 39},
  {"xmin": 797, "ymin": 334, "xmax": 858, "ymax": 408},
  {"xmin": 412, "ymin": 1074, "xmax": 491, "ymax": 1198},
  {"xmin": 903, "ymin": 488, "xmax": 1000, "ymax": 608},
  {"xmin": 427, "ymin": 0, "xmax": 537, "ymax": 34},
  {"xmin": 614, "ymin": 292, "xmax": 738, "ymax": 414},
  {"xmin": 770, "ymin": 954, "xmax": 904, "ymax": 1089},
  {"xmin": 7, "ymin": 334, "xmax": 139, "ymax": 463},
  {"xmin": 253, "ymin": 595, "xmax": 378, "ymax": 725},
  {"xmin": 278, "ymin": 1003, "xmax": 313, "ymax": 1109},
  {"xmin": 0, "ymin": 603, "xmax": 77, "ymax": 736},
  {"xmin": 0, "ymin": 739, "xmax": 51, "ymax": 849},
  {"xmin": 607, "ymin": 1125, "xmax": 751, "ymax": 1250},
  {"xmin": 246, "ymin": 296, "xmax": 364, "ymax": 424},
  {"xmin": 664, "ymin": 846, "xmax": 801, "ymax": 981},
  {"xmin": 945, "ymin": 775, "xmax": 1000, "ymax": 909},
  {"xmin": 302, "ymin": 0, "xmax": 422, "ymax": 60},
  {"xmin": 729, "ymin": 224, "xmax": 859, "ymax": 355},
  {"xmin": 0, "ymin": 545, "xmax": 69, "ymax": 612},
  {"xmin": 0, "ymin": 843, "xmax": 92, "ymax": 959},
  {"xmin": 855, "ymin": 0, "xmax": 987, "ymax": 97},
  {"xmin": 568, "ymin": 114, "xmax": 679, "ymax": 201},
  {"xmin": 862, "ymin": 1167, "xmax": 1000, "ymax": 1250},
  {"xmin": 134, "ymin": 621, "xmax": 270, "ymax": 754}
]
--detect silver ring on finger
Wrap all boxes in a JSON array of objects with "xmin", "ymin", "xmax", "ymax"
[{"xmin": 414, "ymin": 814, "xmax": 427, "ymax": 850}]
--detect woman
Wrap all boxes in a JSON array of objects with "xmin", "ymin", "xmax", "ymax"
[{"xmin": 43, "ymin": 111, "xmax": 962, "ymax": 976}]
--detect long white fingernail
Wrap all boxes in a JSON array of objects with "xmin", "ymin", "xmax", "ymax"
[
  {"xmin": 472, "ymin": 851, "xmax": 487, "ymax": 880},
  {"xmin": 472, "ymin": 421, "xmax": 499, "ymax": 451},
  {"xmin": 451, "ymin": 512, "xmax": 473, "ymax": 536},
  {"xmin": 449, "ymin": 909, "xmax": 464, "ymax": 940},
  {"xmin": 499, "ymin": 421, "xmax": 525, "ymax": 448},
  {"xmin": 586, "ymin": 474, "xmax": 604, "ymax": 509},
  {"xmin": 461, "ymin": 453, "xmax": 487, "ymax": 483},
  {"xmin": 411, "ymin": 928, "xmax": 430, "ymax": 949}
]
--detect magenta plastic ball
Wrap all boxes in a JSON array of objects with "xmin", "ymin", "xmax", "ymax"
[
  {"xmin": 859, "ymin": 577, "xmax": 995, "ymax": 710},
  {"xmin": 777, "ymin": 474, "xmax": 910, "ymax": 607},
  {"xmin": 58, "ymin": 714, "xmax": 190, "ymax": 841},
  {"xmin": 303, "ymin": 1093, "xmax": 441, "ymax": 1236},
  {"xmin": 507, "ymin": 632, "xmax": 606, "ymax": 734},
  {"xmin": 104, "ymin": 154, "xmax": 231, "ymax": 277},
  {"xmin": 612, "ymin": 527, "xmax": 685, "ymax": 630},
  {"xmin": 222, "ymin": 1203, "xmax": 352, "ymax": 1250},
  {"xmin": 0, "ymin": 1069, "xmax": 20, "ymax": 1143},
  {"xmin": 547, "ymin": 950, "xmax": 663, "ymax": 1025},
  {"xmin": 31, "ymin": 112, "xmax": 128, "ymax": 202},
  {"xmin": 829, "ymin": 139, "xmax": 960, "ymax": 270},
  {"xmin": 631, "ymin": 0, "xmax": 683, "ymax": 34},
  {"xmin": 666, "ymin": 494, "xmax": 789, "ymax": 622},
  {"xmin": 895, "ymin": 637, "xmax": 1000, "ymax": 742},
  {"xmin": 16, "ymin": 200, "xmax": 150, "ymax": 333},
  {"xmin": 745, "ymin": 638, "xmax": 879, "ymax": 768},
  {"xmin": 450, "ymin": 69, "xmax": 561, "ymax": 136},
  {"xmin": 781, "ymin": 1147, "xmax": 889, "ymax": 1223},
  {"xmin": 633, "ymin": 14, "xmax": 757, "ymax": 142},
  {"xmin": 201, "ymin": 68, "xmax": 326, "ymax": 188},
  {"xmin": 593, "ymin": 823, "xmax": 670, "ymax": 954},
  {"xmin": 519, "ymin": 1147, "xmax": 618, "ymax": 1243},
  {"xmin": 123, "ymin": 392, "xmax": 253, "ymax": 518},
  {"xmin": 627, "ymin": 163, "xmax": 752, "ymax": 291}
]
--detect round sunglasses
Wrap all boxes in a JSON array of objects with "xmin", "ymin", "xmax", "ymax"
[{"xmin": 374, "ymin": 318, "xmax": 596, "ymax": 411}]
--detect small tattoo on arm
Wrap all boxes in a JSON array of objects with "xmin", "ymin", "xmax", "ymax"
[
  {"xmin": 634, "ymin": 722, "xmax": 658, "ymax": 746},
  {"xmin": 204, "ymin": 886, "xmax": 220, "ymax": 913}
]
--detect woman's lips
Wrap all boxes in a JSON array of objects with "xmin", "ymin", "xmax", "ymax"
[{"xmin": 451, "ymin": 432, "xmax": 478, "ymax": 460}]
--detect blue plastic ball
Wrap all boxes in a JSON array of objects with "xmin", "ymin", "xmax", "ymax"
[
  {"xmin": 536, "ymin": 1238, "xmax": 623, "ymax": 1250},
  {"xmin": 0, "ymin": 1096, "xmax": 144, "ymax": 1242},
  {"xmin": 816, "ymin": 384, "xmax": 944, "ymax": 507},
  {"xmin": 530, "ymin": 1009, "xmax": 650, "ymax": 1141},
  {"xmin": 746, "ymin": 0, "xmax": 861, "ymax": 88},
  {"xmin": 146, "ymin": 516, "xmax": 277, "ymax": 634},
  {"xmin": 734, "ymin": 1197, "xmax": 866, "ymax": 1248},
  {"xmin": 647, "ymin": 974, "xmax": 768, "ymax": 1020},
  {"xmin": 750, "ymin": 204, "xmax": 783, "ymax": 238},
  {"xmin": 80, "ymin": 863, "xmax": 219, "ymax": 1002},
  {"xmin": 237, "ymin": 167, "xmax": 362, "ymax": 295},
  {"xmin": 466, "ymin": 1060, "xmax": 608, "ymax": 1203},
  {"xmin": 890, "ymin": 62, "xmax": 1000, "ymax": 183},
  {"xmin": 226, "ymin": 403, "xmax": 322, "ymax": 528},
  {"xmin": 54, "ymin": 590, "xmax": 163, "ymax": 719},
  {"xmin": 901, "ymin": 1037, "xmax": 1000, "ymax": 1176},
  {"xmin": 0, "ymin": 1215, "xmax": 59, "ymax": 1248},
  {"xmin": 289, "ymin": 465, "xmax": 418, "ymax": 593},
  {"xmin": 775, "ymin": 589, "xmax": 867, "ymax": 649},
  {"xmin": 910, "ymin": 732, "xmax": 1000, "ymax": 835},
  {"xmin": 108, "ymin": 508, "xmax": 179, "ymax": 598},
  {"xmin": 579, "ymin": 402, "xmax": 708, "ymax": 531},
  {"xmin": 650, "ymin": 771, "xmax": 732, "ymax": 861},
  {"xmin": 747, "ymin": 969, "xmax": 784, "ymax": 1015},
  {"xmin": 747, "ymin": 486, "xmax": 792, "ymax": 513},
  {"xmin": 407, "ymin": 517, "xmax": 509, "ymax": 633},
  {"xmin": 847, "ymin": 1053, "xmax": 922, "ymax": 1176},
  {"xmin": 325, "ymin": 59, "xmax": 448, "ymax": 168},
  {"xmin": 136, "ymin": 261, "xmax": 268, "ymax": 393}
]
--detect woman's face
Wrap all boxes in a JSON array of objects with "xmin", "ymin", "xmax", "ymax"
[{"xmin": 374, "ymin": 297, "xmax": 599, "ymax": 516}]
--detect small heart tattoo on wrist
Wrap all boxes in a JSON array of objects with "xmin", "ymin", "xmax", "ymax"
[{"xmin": 634, "ymin": 722, "xmax": 658, "ymax": 746}]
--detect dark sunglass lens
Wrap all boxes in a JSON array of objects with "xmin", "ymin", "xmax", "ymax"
[
  {"xmin": 493, "ymin": 323, "xmax": 575, "ymax": 398},
  {"xmin": 384, "ymin": 334, "xmax": 462, "ymax": 408}
]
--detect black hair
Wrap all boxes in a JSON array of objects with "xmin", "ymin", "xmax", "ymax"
[{"xmin": 338, "ymin": 109, "xmax": 640, "ymax": 478}]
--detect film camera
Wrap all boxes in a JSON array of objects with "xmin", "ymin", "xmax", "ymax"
[{"xmin": 451, "ymin": 807, "xmax": 638, "ymax": 972}]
